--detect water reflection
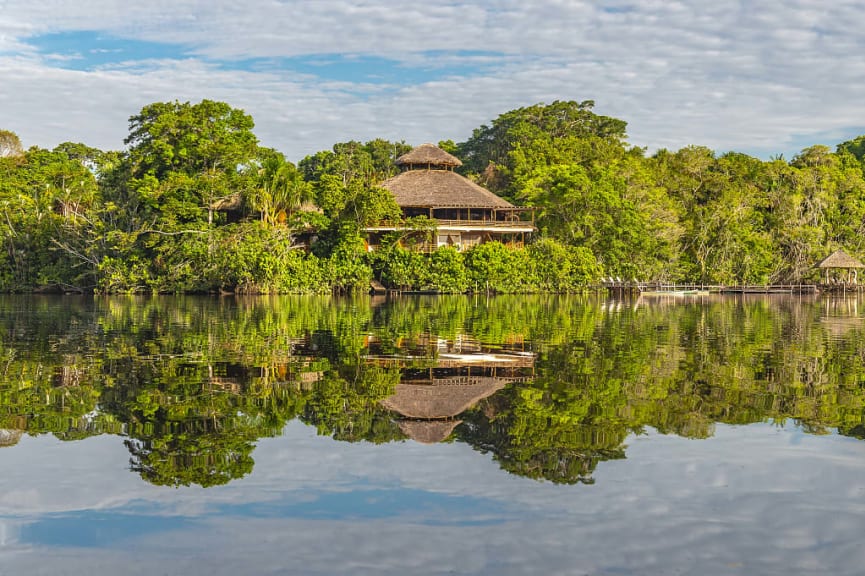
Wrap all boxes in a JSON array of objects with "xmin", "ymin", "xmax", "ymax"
[
  {"xmin": 369, "ymin": 335, "xmax": 535, "ymax": 444},
  {"xmin": 1, "ymin": 294, "xmax": 865, "ymax": 488}
]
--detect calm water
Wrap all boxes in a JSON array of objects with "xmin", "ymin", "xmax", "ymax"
[{"xmin": 1, "ymin": 293, "xmax": 865, "ymax": 575}]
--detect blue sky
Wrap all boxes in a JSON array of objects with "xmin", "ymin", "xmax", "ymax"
[{"xmin": 1, "ymin": 1, "xmax": 864, "ymax": 161}]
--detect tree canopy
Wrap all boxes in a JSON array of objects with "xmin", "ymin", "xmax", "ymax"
[{"xmin": 2, "ymin": 98, "xmax": 865, "ymax": 293}]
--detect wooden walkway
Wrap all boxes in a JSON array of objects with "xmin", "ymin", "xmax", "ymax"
[{"xmin": 601, "ymin": 282, "xmax": 823, "ymax": 295}]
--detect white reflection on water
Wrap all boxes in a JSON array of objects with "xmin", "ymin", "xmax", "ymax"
[{"xmin": 1, "ymin": 420, "xmax": 865, "ymax": 575}]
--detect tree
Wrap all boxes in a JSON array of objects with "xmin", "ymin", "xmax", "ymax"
[
  {"xmin": 0, "ymin": 129, "xmax": 23, "ymax": 159},
  {"xmin": 300, "ymin": 139, "xmax": 411, "ymax": 187},
  {"xmin": 457, "ymin": 100, "xmax": 629, "ymax": 198},
  {"xmin": 123, "ymin": 100, "xmax": 258, "ymax": 228},
  {"xmin": 837, "ymin": 135, "xmax": 865, "ymax": 162},
  {"xmin": 247, "ymin": 149, "xmax": 313, "ymax": 226},
  {"xmin": 107, "ymin": 100, "xmax": 263, "ymax": 291}
]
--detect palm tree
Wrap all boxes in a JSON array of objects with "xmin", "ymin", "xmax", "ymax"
[{"xmin": 249, "ymin": 151, "xmax": 314, "ymax": 226}]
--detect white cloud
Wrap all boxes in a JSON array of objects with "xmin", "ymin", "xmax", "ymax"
[
  {"xmin": 2, "ymin": 423, "xmax": 865, "ymax": 575},
  {"xmin": 1, "ymin": 1, "xmax": 864, "ymax": 159}
]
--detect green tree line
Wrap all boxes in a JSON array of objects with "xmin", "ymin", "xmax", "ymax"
[{"xmin": 2, "ymin": 100, "xmax": 865, "ymax": 293}]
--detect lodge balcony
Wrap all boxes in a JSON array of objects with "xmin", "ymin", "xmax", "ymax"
[
  {"xmin": 363, "ymin": 207, "xmax": 535, "ymax": 253},
  {"xmin": 364, "ymin": 207, "xmax": 536, "ymax": 233},
  {"xmin": 365, "ymin": 219, "xmax": 536, "ymax": 233}
]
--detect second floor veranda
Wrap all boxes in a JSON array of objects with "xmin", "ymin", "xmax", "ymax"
[{"xmin": 364, "ymin": 206, "xmax": 536, "ymax": 232}]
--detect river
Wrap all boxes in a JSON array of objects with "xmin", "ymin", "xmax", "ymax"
[{"xmin": 0, "ymin": 294, "xmax": 864, "ymax": 575}]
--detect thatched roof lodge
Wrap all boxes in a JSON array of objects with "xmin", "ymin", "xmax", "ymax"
[{"xmin": 365, "ymin": 143, "xmax": 535, "ymax": 252}]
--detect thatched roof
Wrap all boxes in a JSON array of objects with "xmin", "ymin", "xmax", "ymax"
[
  {"xmin": 298, "ymin": 201, "xmax": 324, "ymax": 214},
  {"xmin": 211, "ymin": 192, "xmax": 243, "ymax": 212},
  {"xmin": 396, "ymin": 143, "xmax": 462, "ymax": 168},
  {"xmin": 380, "ymin": 377, "xmax": 507, "ymax": 419},
  {"xmin": 817, "ymin": 250, "xmax": 865, "ymax": 269},
  {"xmin": 381, "ymin": 169, "xmax": 515, "ymax": 209},
  {"xmin": 398, "ymin": 420, "xmax": 461, "ymax": 444}
]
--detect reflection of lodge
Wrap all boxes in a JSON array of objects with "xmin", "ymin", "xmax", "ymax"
[
  {"xmin": 367, "ymin": 335, "xmax": 535, "ymax": 443},
  {"xmin": 204, "ymin": 359, "xmax": 324, "ymax": 393}
]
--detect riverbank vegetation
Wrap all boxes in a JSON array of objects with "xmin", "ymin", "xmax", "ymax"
[{"xmin": 2, "ymin": 100, "xmax": 865, "ymax": 293}]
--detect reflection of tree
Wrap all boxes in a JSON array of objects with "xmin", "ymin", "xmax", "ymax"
[
  {"xmin": 301, "ymin": 366, "xmax": 404, "ymax": 443},
  {"xmin": 460, "ymin": 400, "xmax": 627, "ymax": 484},
  {"xmin": 124, "ymin": 423, "xmax": 256, "ymax": 488},
  {"xmin": 839, "ymin": 424, "xmax": 865, "ymax": 440},
  {"xmin": 99, "ymin": 360, "xmax": 313, "ymax": 487},
  {"xmin": 3, "ymin": 294, "xmax": 865, "ymax": 488}
]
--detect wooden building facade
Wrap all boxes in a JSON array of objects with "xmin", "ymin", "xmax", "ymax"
[{"xmin": 364, "ymin": 143, "xmax": 535, "ymax": 251}]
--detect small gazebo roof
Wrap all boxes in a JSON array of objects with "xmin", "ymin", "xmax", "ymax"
[
  {"xmin": 396, "ymin": 143, "xmax": 462, "ymax": 168},
  {"xmin": 817, "ymin": 249, "xmax": 865, "ymax": 269}
]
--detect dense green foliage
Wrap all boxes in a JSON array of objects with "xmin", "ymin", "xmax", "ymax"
[
  {"xmin": 1, "ymin": 294, "xmax": 865, "ymax": 487},
  {"xmin": 2, "ymin": 98, "xmax": 865, "ymax": 293}
]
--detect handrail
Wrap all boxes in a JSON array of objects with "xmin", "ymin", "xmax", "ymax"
[
  {"xmin": 366, "ymin": 219, "xmax": 535, "ymax": 229},
  {"xmin": 599, "ymin": 282, "xmax": 820, "ymax": 294},
  {"xmin": 432, "ymin": 219, "xmax": 535, "ymax": 228}
]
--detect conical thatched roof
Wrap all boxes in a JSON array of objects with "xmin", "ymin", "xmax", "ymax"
[
  {"xmin": 817, "ymin": 250, "xmax": 865, "ymax": 269},
  {"xmin": 381, "ymin": 170, "xmax": 514, "ymax": 209},
  {"xmin": 211, "ymin": 192, "xmax": 243, "ymax": 212},
  {"xmin": 398, "ymin": 420, "xmax": 461, "ymax": 444},
  {"xmin": 396, "ymin": 143, "xmax": 462, "ymax": 168},
  {"xmin": 380, "ymin": 377, "xmax": 507, "ymax": 419}
]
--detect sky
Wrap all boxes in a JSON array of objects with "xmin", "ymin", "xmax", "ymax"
[{"xmin": 1, "ymin": 0, "xmax": 864, "ymax": 162}]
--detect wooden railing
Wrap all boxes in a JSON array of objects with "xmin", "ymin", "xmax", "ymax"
[
  {"xmin": 366, "ymin": 218, "xmax": 535, "ymax": 229},
  {"xmin": 599, "ymin": 282, "xmax": 821, "ymax": 294},
  {"xmin": 432, "ymin": 219, "xmax": 536, "ymax": 228}
]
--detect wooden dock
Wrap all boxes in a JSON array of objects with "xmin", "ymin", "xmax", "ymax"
[{"xmin": 601, "ymin": 282, "xmax": 823, "ymax": 295}]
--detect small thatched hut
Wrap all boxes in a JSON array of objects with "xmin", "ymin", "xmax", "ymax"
[
  {"xmin": 365, "ymin": 143, "xmax": 535, "ymax": 251},
  {"xmin": 817, "ymin": 249, "xmax": 865, "ymax": 284}
]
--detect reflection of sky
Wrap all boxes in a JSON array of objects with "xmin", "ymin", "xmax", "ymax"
[{"xmin": 2, "ymin": 421, "xmax": 865, "ymax": 575}]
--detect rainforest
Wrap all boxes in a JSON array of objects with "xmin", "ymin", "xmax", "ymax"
[{"xmin": 1, "ymin": 99, "xmax": 864, "ymax": 294}]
